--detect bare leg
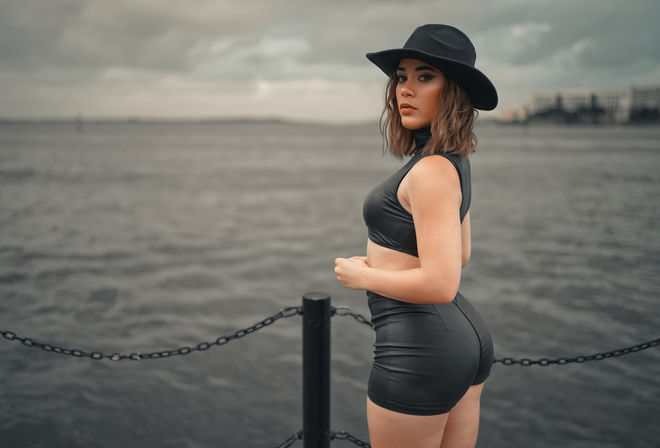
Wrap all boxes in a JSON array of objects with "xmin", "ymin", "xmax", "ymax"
[
  {"xmin": 367, "ymin": 397, "xmax": 449, "ymax": 448},
  {"xmin": 440, "ymin": 383, "xmax": 485, "ymax": 448}
]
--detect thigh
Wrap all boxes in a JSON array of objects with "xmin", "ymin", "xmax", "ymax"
[
  {"xmin": 367, "ymin": 397, "xmax": 449, "ymax": 448},
  {"xmin": 441, "ymin": 383, "xmax": 485, "ymax": 448}
]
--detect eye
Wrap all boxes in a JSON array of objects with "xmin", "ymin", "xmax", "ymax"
[
  {"xmin": 419, "ymin": 74, "xmax": 436, "ymax": 82},
  {"xmin": 396, "ymin": 75, "xmax": 407, "ymax": 83}
]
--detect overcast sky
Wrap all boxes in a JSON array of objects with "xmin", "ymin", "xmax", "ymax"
[{"xmin": 1, "ymin": 0, "xmax": 659, "ymax": 123}]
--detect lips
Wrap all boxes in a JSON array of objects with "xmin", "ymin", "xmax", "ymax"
[{"xmin": 399, "ymin": 103, "xmax": 416, "ymax": 113}]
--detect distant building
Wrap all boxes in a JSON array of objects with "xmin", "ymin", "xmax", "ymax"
[
  {"xmin": 529, "ymin": 83, "xmax": 660, "ymax": 124},
  {"xmin": 630, "ymin": 84, "xmax": 660, "ymax": 122}
]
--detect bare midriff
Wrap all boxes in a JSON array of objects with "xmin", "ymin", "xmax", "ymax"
[{"xmin": 366, "ymin": 239, "xmax": 421, "ymax": 272}]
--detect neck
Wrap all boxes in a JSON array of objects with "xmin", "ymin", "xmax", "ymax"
[{"xmin": 412, "ymin": 127, "xmax": 432, "ymax": 152}]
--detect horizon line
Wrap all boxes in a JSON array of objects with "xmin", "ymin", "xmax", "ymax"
[{"xmin": 0, "ymin": 116, "xmax": 379, "ymax": 126}]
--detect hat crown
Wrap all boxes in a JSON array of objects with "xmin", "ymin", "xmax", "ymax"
[{"xmin": 403, "ymin": 24, "xmax": 476, "ymax": 67}]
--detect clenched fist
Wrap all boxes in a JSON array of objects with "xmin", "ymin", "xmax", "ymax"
[{"xmin": 334, "ymin": 256, "xmax": 370, "ymax": 290}]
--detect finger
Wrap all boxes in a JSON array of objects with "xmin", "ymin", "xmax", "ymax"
[{"xmin": 336, "ymin": 258, "xmax": 349, "ymax": 267}]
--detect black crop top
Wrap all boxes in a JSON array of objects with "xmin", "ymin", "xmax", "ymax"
[{"xmin": 362, "ymin": 127, "xmax": 471, "ymax": 257}]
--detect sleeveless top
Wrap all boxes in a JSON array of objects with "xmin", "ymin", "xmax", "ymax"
[{"xmin": 362, "ymin": 127, "xmax": 471, "ymax": 257}]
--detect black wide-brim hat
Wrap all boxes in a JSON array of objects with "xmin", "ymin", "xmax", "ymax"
[{"xmin": 366, "ymin": 24, "xmax": 498, "ymax": 111}]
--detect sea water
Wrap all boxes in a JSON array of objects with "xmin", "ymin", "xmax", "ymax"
[{"xmin": 1, "ymin": 121, "xmax": 659, "ymax": 447}]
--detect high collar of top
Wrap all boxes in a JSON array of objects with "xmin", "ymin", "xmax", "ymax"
[{"xmin": 412, "ymin": 127, "xmax": 432, "ymax": 153}]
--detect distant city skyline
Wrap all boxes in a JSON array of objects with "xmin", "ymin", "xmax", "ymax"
[{"xmin": 1, "ymin": 0, "xmax": 659, "ymax": 123}]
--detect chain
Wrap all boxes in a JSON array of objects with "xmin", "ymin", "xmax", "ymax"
[
  {"xmin": 332, "ymin": 307, "xmax": 374, "ymax": 330},
  {"xmin": 273, "ymin": 431, "xmax": 303, "ymax": 448},
  {"xmin": 2, "ymin": 301, "xmax": 657, "ymax": 448},
  {"xmin": 272, "ymin": 430, "xmax": 371, "ymax": 448},
  {"xmin": 2, "ymin": 302, "xmax": 658, "ymax": 367},
  {"xmin": 494, "ymin": 337, "xmax": 660, "ymax": 366},
  {"xmin": 0, "ymin": 306, "xmax": 303, "ymax": 361},
  {"xmin": 330, "ymin": 305, "xmax": 660, "ymax": 368},
  {"xmin": 137, "ymin": 424, "xmax": 373, "ymax": 448},
  {"xmin": 331, "ymin": 430, "xmax": 372, "ymax": 447}
]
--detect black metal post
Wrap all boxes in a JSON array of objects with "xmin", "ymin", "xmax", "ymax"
[{"xmin": 302, "ymin": 292, "xmax": 331, "ymax": 448}]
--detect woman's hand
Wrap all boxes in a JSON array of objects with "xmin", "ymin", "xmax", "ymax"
[{"xmin": 334, "ymin": 256, "xmax": 370, "ymax": 290}]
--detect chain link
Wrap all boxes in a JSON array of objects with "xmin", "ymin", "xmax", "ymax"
[
  {"xmin": 331, "ymin": 306, "xmax": 374, "ymax": 330},
  {"xmin": 494, "ymin": 337, "xmax": 660, "ymax": 366},
  {"xmin": 273, "ymin": 430, "xmax": 303, "ymax": 448},
  {"xmin": 0, "ymin": 306, "xmax": 303, "ymax": 361},
  {"xmin": 331, "ymin": 430, "xmax": 372, "ymax": 447}
]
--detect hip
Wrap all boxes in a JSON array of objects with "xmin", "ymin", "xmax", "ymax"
[{"xmin": 366, "ymin": 290, "xmax": 492, "ymax": 350}]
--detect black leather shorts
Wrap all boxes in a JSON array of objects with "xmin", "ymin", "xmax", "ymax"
[{"xmin": 367, "ymin": 291, "xmax": 494, "ymax": 415}]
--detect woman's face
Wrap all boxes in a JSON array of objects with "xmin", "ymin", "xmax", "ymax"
[{"xmin": 395, "ymin": 58, "xmax": 446, "ymax": 130}]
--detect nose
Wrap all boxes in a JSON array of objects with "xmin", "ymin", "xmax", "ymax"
[{"xmin": 399, "ymin": 83, "xmax": 414, "ymax": 98}]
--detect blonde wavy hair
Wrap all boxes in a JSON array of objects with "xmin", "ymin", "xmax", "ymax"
[{"xmin": 379, "ymin": 73, "xmax": 478, "ymax": 158}]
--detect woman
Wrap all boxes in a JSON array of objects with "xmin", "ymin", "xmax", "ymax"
[{"xmin": 335, "ymin": 24, "xmax": 497, "ymax": 448}]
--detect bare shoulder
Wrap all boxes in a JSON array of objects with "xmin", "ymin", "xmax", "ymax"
[
  {"xmin": 399, "ymin": 154, "xmax": 462, "ymax": 212},
  {"xmin": 406, "ymin": 154, "xmax": 460, "ymax": 191}
]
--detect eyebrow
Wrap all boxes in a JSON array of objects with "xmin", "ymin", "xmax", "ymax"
[{"xmin": 396, "ymin": 65, "xmax": 438, "ymax": 72}]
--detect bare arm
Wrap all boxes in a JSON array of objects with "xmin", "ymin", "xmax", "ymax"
[{"xmin": 335, "ymin": 155, "xmax": 463, "ymax": 304}]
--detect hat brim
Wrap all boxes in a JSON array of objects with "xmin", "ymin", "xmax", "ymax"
[{"xmin": 366, "ymin": 48, "xmax": 498, "ymax": 111}]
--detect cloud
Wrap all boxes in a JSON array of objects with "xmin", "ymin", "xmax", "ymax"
[
  {"xmin": 0, "ymin": 0, "xmax": 491, "ymax": 81},
  {"xmin": 1, "ymin": 0, "xmax": 658, "ymax": 120},
  {"xmin": 192, "ymin": 35, "xmax": 314, "ymax": 79},
  {"xmin": 462, "ymin": 0, "xmax": 660, "ymax": 110},
  {"xmin": 0, "ymin": 0, "xmax": 284, "ymax": 72},
  {"xmin": 478, "ymin": 0, "xmax": 660, "ymax": 69}
]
